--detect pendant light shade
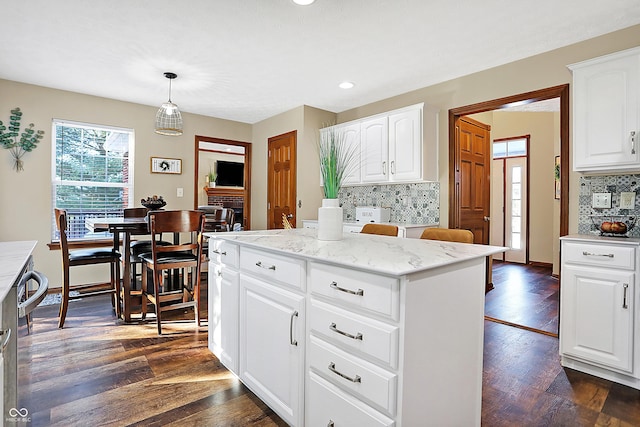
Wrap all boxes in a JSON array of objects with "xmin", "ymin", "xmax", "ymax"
[{"xmin": 155, "ymin": 72, "xmax": 183, "ymax": 136}]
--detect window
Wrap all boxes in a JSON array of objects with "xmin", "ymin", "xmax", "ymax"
[
  {"xmin": 493, "ymin": 137, "xmax": 527, "ymax": 158},
  {"xmin": 52, "ymin": 120, "xmax": 134, "ymax": 241}
]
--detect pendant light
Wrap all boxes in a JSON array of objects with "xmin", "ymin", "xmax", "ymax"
[{"xmin": 154, "ymin": 72, "xmax": 183, "ymax": 136}]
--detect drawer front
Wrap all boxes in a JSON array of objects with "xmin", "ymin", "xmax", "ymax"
[
  {"xmin": 209, "ymin": 239, "xmax": 239, "ymax": 269},
  {"xmin": 310, "ymin": 262, "xmax": 399, "ymax": 320},
  {"xmin": 240, "ymin": 247, "xmax": 305, "ymax": 291},
  {"xmin": 306, "ymin": 372, "xmax": 395, "ymax": 427},
  {"xmin": 310, "ymin": 299, "xmax": 399, "ymax": 368},
  {"xmin": 563, "ymin": 241, "xmax": 635, "ymax": 270},
  {"xmin": 309, "ymin": 336, "xmax": 397, "ymax": 415}
]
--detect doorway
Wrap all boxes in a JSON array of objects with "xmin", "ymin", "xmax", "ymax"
[
  {"xmin": 449, "ymin": 84, "xmax": 569, "ymax": 337},
  {"xmin": 194, "ymin": 136, "xmax": 252, "ymax": 230},
  {"xmin": 267, "ymin": 131, "xmax": 297, "ymax": 230}
]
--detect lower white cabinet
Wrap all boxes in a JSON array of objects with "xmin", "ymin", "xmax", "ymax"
[
  {"xmin": 239, "ymin": 274, "xmax": 305, "ymax": 427},
  {"xmin": 560, "ymin": 237, "xmax": 640, "ymax": 388}
]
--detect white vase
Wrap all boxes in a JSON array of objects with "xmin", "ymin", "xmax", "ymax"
[{"xmin": 317, "ymin": 198, "xmax": 343, "ymax": 241}]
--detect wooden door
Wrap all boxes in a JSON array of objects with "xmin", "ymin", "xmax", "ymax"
[
  {"xmin": 451, "ymin": 116, "xmax": 491, "ymax": 244},
  {"xmin": 268, "ymin": 131, "xmax": 296, "ymax": 229}
]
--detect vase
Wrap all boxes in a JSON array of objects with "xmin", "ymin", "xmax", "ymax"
[{"xmin": 317, "ymin": 198, "xmax": 343, "ymax": 241}]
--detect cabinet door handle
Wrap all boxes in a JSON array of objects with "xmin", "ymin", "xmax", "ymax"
[
  {"xmin": 328, "ymin": 362, "xmax": 361, "ymax": 383},
  {"xmin": 582, "ymin": 251, "xmax": 614, "ymax": 258},
  {"xmin": 390, "ymin": 160, "xmax": 395, "ymax": 174},
  {"xmin": 212, "ymin": 249, "xmax": 227, "ymax": 256},
  {"xmin": 631, "ymin": 131, "xmax": 636, "ymax": 155},
  {"xmin": 0, "ymin": 328, "xmax": 11, "ymax": 354},
  {"xmin": 290, "ymin": 310, "xmax": 298, "ymax": 346},
  {"xmin": 623, "ymin": 283, "xmax": 629, "ymax": 309},
  {"xmin": 255, "ymin": 261, "xmax": 276, "ymax": 270},
  {"xmin": 330, "ymin": 281, "xmax": 364, "ymax": 296},
  {"xmin": 382, "ymin": 161, "xmax": 387, "ymax": 175},
  {"xmin": 330, "ymin": 322, "xmax": 363, "ymax": 341},
  {"xmin": 327, "ymin": 421, "xmax": 334, "ymax": 427}
]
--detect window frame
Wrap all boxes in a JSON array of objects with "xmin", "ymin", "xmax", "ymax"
[{"xmin": 51, "ymin": 119, "xmax": 135, "ymax": 243}]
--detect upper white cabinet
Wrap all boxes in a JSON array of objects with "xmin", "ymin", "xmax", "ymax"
[
  {"xmin": 570, "ymin": 47, "xmax": 640, "ymax": 172},
  {"xmin": 323, "ymin": 103, "xmax": 438, "ymax": 184}
]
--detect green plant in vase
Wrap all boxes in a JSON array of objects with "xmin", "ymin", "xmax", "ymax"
[
  {"xmin": 318, "ymin": 126, "xmax": 358, "ymax": 199},
  {"xmin": 0, "ymin": 107, "xmax": 45, "ymax": 171},
  {"xmin": 207, "ymin": 169, "xmax": 217, "ymax": 187}
]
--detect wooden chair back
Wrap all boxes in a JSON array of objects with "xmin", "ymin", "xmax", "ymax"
[
  {"xmin": 360, "ymin": 223, "xmax": 399, "ymax": 236},
  {"xmin": 147, "ymin": 210, "xmax": 205, "ymax": 264},
  {"xmin": 420, "ymin": 227, "xmax": 474, "ymax": 243}
]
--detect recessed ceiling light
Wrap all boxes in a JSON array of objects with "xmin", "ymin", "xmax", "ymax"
[
  {"xmin": 292, "ymin": 0, "xmax": 315, "ymax": 5},
  {"xmin": 339, "ymin": 81, "xmax": 355, "ymax": 89}
]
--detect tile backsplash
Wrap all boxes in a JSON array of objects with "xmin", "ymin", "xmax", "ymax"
[
  {"xmin": 578, "ymin": 174, "xmax": 640, "ymax": 237},
  {"xmin": 338, "ymin": 182, "xmax": 440, "ymax": 224}
]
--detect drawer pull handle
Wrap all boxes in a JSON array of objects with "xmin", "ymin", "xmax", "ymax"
[
  {"xmin": 0, "ymin": 328, "xmax": 11, "ymax": 354},
  {"xmin": 632, "ymin": 131, "xmax": 637, "ymax": 155},
  {"xmin": 582, "ymin": 251, "xmax": 614, "ymax": 258},
  {"xmin": 330, "ymin": 281, "xmax": 364, "ymax": 296},
  {"xmin": 212, "ymin": 249, "xmax": 227, "ymax": 256},
  {"xmin": 623, "ymin": 283, "xmax": 629, "ymax": 309},
  {"xmin": 328, "ymin": 421, "xmax": 334, "ymax": 427},
  {"xmin": 328, "ymin": 362, "xmax": 361, "ymax": 383},
  {"xmin": 330, "ymin": 322, "xmax": 363, "ymax": 341},
  {"xmin": 255, "ymin": 261, "xmax": 276, "ymax": 271},
  {"xmin": 290, "ymin": 311, "xmax": 298, "ymax": 346}
]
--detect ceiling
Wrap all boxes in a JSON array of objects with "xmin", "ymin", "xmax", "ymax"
[{"xmin": 2, "ymin": 1, "xmax": 639, "ymax": 124}]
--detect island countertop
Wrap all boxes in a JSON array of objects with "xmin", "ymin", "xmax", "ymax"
[
  {"xmin": 205, "ymin": 228, "xmax": 505, "ymax": 276},
  {"xmin": 0, "ymin": 241, "xmax": 37, "ymax": 302}
]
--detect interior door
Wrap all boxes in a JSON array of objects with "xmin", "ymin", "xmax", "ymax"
[
  {"xmin": 490, "ymin": 158, "xmax": 505, "ymax": 260},
  {"xmin": 452, "ymin": 116, "xmax": 491, "ymax": 244},
  {"xmin": 268, "ymin": 131, "xmax": 297, "ymax": 229}
]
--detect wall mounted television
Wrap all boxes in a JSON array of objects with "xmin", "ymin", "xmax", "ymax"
[{"xmin": 216, "ymin": 160, "xmax": 244, "ymax": 187}]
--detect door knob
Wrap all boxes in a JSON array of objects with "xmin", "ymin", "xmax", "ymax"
[
  {"xmin": 484, "ymin": 216, "xmax": 490, "ymax": 222},
  {"xmin": 287, "ymin": 214, "xmax": 293, "ymax": 218}
]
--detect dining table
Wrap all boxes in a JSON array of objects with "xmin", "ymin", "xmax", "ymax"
[{"xmin": 85, "ymin": 216, "xmax": 149, "ymax": 323}]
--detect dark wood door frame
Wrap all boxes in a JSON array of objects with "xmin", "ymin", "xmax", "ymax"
[
  {"xmin": 449, "ymin": 84, "xmax": 569, "ymax": 239},
  {"xmin": 194, "ymin": 135, "xmax": 252, "ymax": 230}
]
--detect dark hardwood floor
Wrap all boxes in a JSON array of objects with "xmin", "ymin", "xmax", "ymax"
[
  {"xmin": 16, "ymin": 272, "xmax": 640, "ymax": 426},
  {"xmin": 485, "ymin": 260, "xmax": 560, "ymax": 335}
]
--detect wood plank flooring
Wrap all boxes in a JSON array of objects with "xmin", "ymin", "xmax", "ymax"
[
  {"xmin": 485, "ymin": 261, "xmax": 559, "ymax": 335},
  {"xmin": 16, "ymin": 273, "xmax": 640, "ymax": 426}
]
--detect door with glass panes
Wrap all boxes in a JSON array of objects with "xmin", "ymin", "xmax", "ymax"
[{"xmin": 491, "ymin": 137, "xmax": 528, "ymax": 264}]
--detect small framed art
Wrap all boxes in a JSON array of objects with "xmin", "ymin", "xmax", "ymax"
[{"xmin": 151, "ymin": 157, "xmax": 182, "ymax": 174}]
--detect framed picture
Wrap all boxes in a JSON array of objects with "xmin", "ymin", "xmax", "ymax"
[
  {"xmin": 151, "ymin": 157, "xmax": 182, "ymax": 174},
  {"xmin": 554, "ymin": 155, "xmax": 561, "ymax": 200}
]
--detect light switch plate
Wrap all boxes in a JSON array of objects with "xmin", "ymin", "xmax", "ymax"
[
  {"xmin": 592, "ymin": 193, "xmax": 612, "ymax": 209},
  {"xmin": 620, "ymin": 192, "xmax": 636, "ymax": 209}
]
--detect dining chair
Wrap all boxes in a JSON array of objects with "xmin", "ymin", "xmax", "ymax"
[
  {"xmin": 54, "ymin": 208, "xmax": 121, "ymax": 328},
  {"xmin": 419, "ymin": 227, "xmax": 474, "ymax": 243},
  {"xmin": 360, "ymin": 223, "xmax": 399, "ymax": 236},
  {"xmin": 139, "ymin": 210, "xmax": 206, "ymax": 334}
]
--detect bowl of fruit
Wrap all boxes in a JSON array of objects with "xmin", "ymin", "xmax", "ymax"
[
  {"xmin": 141, "ymin": 195, "xmax": 166, "ymax": 210},
  {"xmin": 591, "ymin": 215, "xmax": 635, "ymax": 236}
]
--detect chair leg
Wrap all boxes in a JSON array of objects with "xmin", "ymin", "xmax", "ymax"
[
  {"xmin": 113, "ymin": 260, "xmax": 122, "ymax": 319},
  {"xmin": 58, "ymin": 267, "xmax": 70, "ymax": 329},
  {"xmin": 154, "ymin": 269, "xmax": 163, "ymax": 335},
  {"xmin": 194, "ymin": 268, "xmax": 201, "ymax": 327}
]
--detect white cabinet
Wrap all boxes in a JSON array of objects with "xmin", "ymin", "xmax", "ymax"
[
  {"xmin": 208, "ymin": 239, "xmax": 240, "ymax": 374},
  {"xmin": 387, "ymin": 107, "xmax": 422, "ymax": 182},
  {"xmin": 360, "ymin": 116, "xmax": 390, "ymax": 182},
  {"xmin": 322, "ymin": 103, "xmax": 437, "ymax": 185},
  {"xmin": 239, "ymin": 274, "xmax": 304, "ymax": 427},
  {"xmin": 569, "ymin": 47, "xmax": 640, "ymax": 172},
  {"xmin": 560, "ymin": 237, "xmax": 640, "ymax": 388},
  {"xmin": 320, "ymin": 122, "xmax": 362, "ymax": 185}
]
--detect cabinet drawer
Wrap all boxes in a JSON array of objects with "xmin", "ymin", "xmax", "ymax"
[
  {"xmin": 310, "ymin": 262, "xmax": 399, "ymax": 320},
  {"xmin": 240, "ymin": 247, "xmax": 305, "ymax": 291},
  {"xmin": 306, "ymin": 371, "xmax": 395, "ymax": 427},
  {"xmin": 209, "ymin": 239, "xmax": 239, "ymax": 269},
  {"xmin": 563, "ymin": 241, "xmax": 635, "ymax": 270},
  {"xmin": 309, "ymin": 336, "xmax": 397, "ymax": 415},
  {"xmin": 310, "ymin": 299, "xmax": 399, "ymax": 368}
]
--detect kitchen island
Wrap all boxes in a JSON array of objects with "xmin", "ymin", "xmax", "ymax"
[{"xmin": 206, "ymin": 228, "xmax": 505, "ymax": 426}]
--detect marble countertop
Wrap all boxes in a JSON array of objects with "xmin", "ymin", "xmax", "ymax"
[
  {"xmin": 206, "ymin": 228, "xmax": 505, "ymax": 276},
  {"xmin": 302, "ymin": 219, "xmax": 438, "ymax": 229},
  {"xmin": 0, "ymin": 241, "xmax": 37, "ymax": 302}
]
